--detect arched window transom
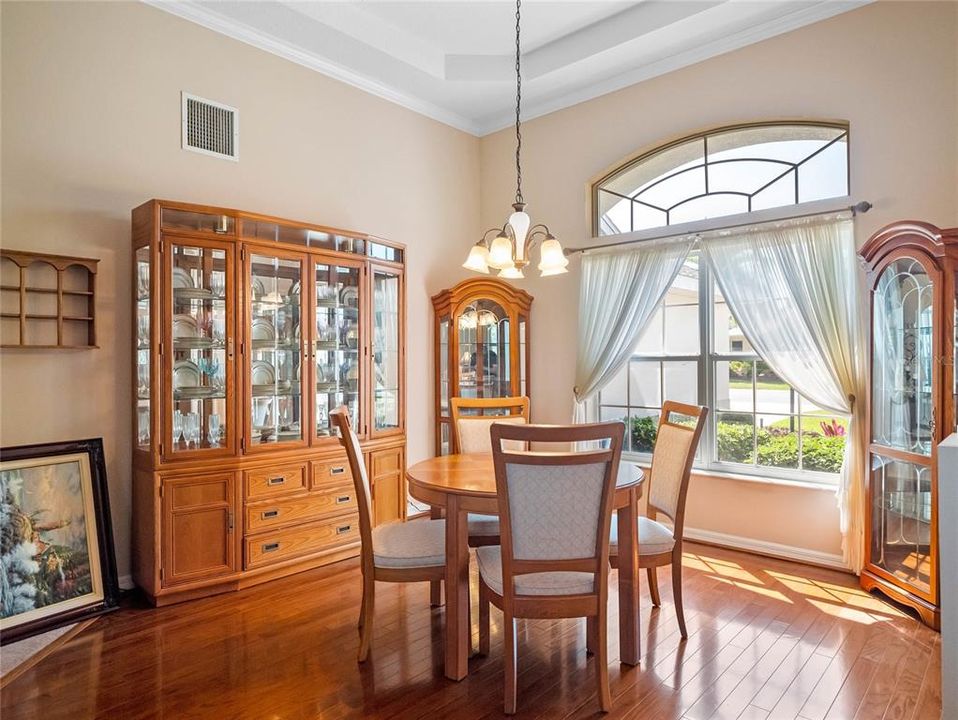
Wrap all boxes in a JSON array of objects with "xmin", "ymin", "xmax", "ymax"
[{"xmin": 593, "ymin": 122, "xmax": 849, "ymax": 236}]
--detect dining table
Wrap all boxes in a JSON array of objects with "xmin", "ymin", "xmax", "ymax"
[{"xmin": 406, "ymin": 453, "xmax": 646, "ymax": 681}]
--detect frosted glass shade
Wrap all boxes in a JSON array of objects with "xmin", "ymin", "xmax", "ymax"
[
  {"xmin": 538, "ymin": 237, "xmax": 569, "ymax": 275},
  {"xmin": 508, "ymin": 210, "xmax": 531, "ymax": 262},
  {"xmin": 498, "ymin": 265, "xmax": 524, "ymax": 279},
  {"xmin": 488, "ymin": 233, "xmax": 515, "ymax": 270},
  {"xmin": 462, "ymin": 243, "xmax": 490, "ymax": 274}
]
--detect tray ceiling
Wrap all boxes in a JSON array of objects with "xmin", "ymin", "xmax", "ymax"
[{"xmin": 148, "ymin": 1, "xmax": 870, "ymax": 136}]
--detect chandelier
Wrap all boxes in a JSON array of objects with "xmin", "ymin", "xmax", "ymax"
[{"xmin": 462, "ymin": 0, "xmax": 568, "ymax": 279}]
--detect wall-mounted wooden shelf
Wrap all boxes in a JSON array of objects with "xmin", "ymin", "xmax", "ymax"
[{"xmin": 0, "ymin": 249, "xmax": 99, "ymax": 349}]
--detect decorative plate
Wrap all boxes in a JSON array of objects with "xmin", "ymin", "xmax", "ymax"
[
  {"xmin": 251, "ymin": 277, "xmax": 266, "ymax": 301},
  {"xmin": 172, "ymin": 360, "xmax": 201, "ymax": 388},
  {"xmin": 173, "ymin": 287, "xmax": 213, "ymax": 301},
  {"xmin": 340, "ymin": 287, "xmax": 359, "ymax": 308},
  {"xmin": 251, "ymin": 317, "xmax": 275, "ymax": 342},
  {"xmin": 172, "ymin": 314, "xmax": 198, "ymax": 339},
  {"xmin": 250, "ymin": 360, "xmax": 275, "ymax": 386},
  {"xmin": 172, "ymin": 267, "xmax": 195, "ymax": 290}
]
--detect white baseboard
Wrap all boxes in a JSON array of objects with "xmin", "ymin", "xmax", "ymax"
[
  {"xmin": 683, "ymin": 526, "xmax": 850, "ymax": 572},
  {"xmin": 118, "ymin": 574, "xmax": 134, "ymax": 591}
]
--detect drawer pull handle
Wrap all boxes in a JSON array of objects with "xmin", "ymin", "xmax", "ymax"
[
  {"xmin": 336, "ymin": 524, "xmax": 352, "ymax": 535},
  {"xmin": 261, "ymin": 509, "xmax": 280, "ymax": 519},
  {"xmin": 330, "ymin": 466, "xmax": 346, "ymax": 476},
  {"xmin": 336, "ymin": 495, "xmax": 351, "ymax": 504},
  {"xmin": 268, "ymin": 476, "xmax": 286, "ymax": 486},
  {"xmin": 262, "ymin": 542, "xmax": 280, "ymax": 553}
]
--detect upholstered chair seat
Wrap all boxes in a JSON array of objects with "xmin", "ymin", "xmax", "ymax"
[
  {"xmin": 372, "ymin": 520, "xmax": 446, "ymax": 568},
  {"xmin": 476, "ymin": 546, "xmax": 595, "ymax": 596},
  {"xmin": 608, "ymin": 515, "xmax": 675, "ymax": 556}
]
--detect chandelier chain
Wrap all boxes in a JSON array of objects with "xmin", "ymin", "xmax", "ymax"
[{"xmin": 515, "ymin": 0, "xmax": 523, "ymax": 205}]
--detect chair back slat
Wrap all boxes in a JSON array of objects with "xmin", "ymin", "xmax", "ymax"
[
  {"xmin": 451, "ymin": 396, "xmax": 529, "ymax": 453},
  {"xmin": 491, "ymin": 421, "xmax": 624, "ymax": 598},
  {"xmin": 330, "ymin": 407, "xmax": 375, "ymax": 575},
  {"xmin": 647, "ymin": 401, "xmax": 708, "ymax": 533}
]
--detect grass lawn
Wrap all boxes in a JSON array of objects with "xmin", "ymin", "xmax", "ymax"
[{"xmin": 729, "ymin": 380, "xmax": 791, "ymax": 391}]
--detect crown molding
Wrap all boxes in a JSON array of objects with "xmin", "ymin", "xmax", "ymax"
[{"xmin": 144, "ymin": 0, "xmax": 483, "ymax": 136}]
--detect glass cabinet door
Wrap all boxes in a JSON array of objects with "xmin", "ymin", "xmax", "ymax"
[
  {"xmin": 372, "ymin": 267, "xmax": 402, "ymax": 434},
  {"xmin": 457, "ymin": 300, "xmax": 511, "ymax": 400},
  {"xmin": 313, "ymin": 261, "xmax": 361, "ymax": 439},
  {"xmin": 247, "ymin": 250, "xmax": 305, "ymax": 447},
  {"xmin": 135, "ymin": 246, "xmax": 152, "ymax": 451},
  {"xmin": 872, "ymin": 257, "xmax": 935, "ymax": 455},
  {"xmin": 869, "ymin": 453, "xmax": 934, "ymax": 597},
  {"xmin": 166, "ymin": 241, "xmax": 232, "ymax": 456}
]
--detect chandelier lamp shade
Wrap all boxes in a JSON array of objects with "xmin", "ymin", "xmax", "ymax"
[{"xmin": 461, "ymin": 0, "xmax": 568, "ymax": 279}]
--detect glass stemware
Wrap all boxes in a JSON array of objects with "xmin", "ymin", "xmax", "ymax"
[{"xmin": 208, "ymin": 413, "xmax": 221, "ymax": 447}]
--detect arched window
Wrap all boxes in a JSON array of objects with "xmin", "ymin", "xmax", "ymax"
[{"xmin": 593, "ymin": 122, "xmax": 849, "ymax": 236}]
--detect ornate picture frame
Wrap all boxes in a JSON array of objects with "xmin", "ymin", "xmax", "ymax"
[{"xmin": 0, "ymin": 438, "xmax": 119, "ymax": 644}]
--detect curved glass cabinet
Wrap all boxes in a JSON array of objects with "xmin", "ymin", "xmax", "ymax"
[
  {"xmin": 860, "ymin": 221, "xmax": 958, "ymax": 629},
  {"xmin": 432, "ymin": 278, "xmax": 532, "ymax": 455}
]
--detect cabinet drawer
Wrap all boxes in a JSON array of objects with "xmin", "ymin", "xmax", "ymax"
[
  {"xmin": 371, "ymin": 447, "xmax": 403, "ymax": 477},
  {"xmin": 245, "ymin": 463, "xmax": 307, "ymax": 500},
  {"xmin": 246, "ymin": 514, "xmax": 360, "ymax": 568},
  {"xmin": 246, "ymin": 485, "xmax": 357, "ymax": 533},
  {"xmin": 310, "ymin": 456, "xmax": 352, "ymax": 489}
]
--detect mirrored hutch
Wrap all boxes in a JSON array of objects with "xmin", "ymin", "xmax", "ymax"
[
  {"xmin": 432, "ymin": 278, "xmax": 532, "ymax": 454},
  {"xmin": 132, "ymin": 200, "xmax": 405, "ymax": 605},
  {"xmin": 860, "ymin": 220, "xmax": 958, "ymax": 629}
]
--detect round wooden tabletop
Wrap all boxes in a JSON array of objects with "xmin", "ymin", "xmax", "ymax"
[{"xmin": 407, "ymin": 453, "xmax": 644, "ymax": 501}]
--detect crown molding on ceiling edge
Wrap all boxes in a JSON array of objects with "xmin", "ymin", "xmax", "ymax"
[
  {"xmin": 145, "ymin": 0, "xmax": 871, "ymax": 138},
  {"xmin": 143, "ymin": 0, "xmax": 483, "ymax": 136}
]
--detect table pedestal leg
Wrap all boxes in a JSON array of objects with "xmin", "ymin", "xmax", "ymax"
[
  {"xmin": 444, "ymin": 495, "xmax": 470, "ymax": 680},
  {"xmin": 617, "ymin": 488, "xmax": 641, "ymax": 665}
]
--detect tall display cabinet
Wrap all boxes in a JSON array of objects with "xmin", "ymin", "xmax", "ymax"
[
  {"xmin": 132, "ymin": 200, "xmax": 406, "ymax": 605},
  {"xmin": 432, "ymin": 278, "xmax": 532, "ymax": 455},
  {"xmin": 860, "ymin": 220, "xmax": 958, "ymax": 629}
]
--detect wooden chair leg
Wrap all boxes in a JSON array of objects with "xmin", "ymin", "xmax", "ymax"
[
  {"xmin": 358, "ymin": 576, "xmax": 375, "ymax": 662},
  {"xmin": 647, "ymin": 566, "xmax": 661, "ymax": 607},
  {"xmin": 430, "ymin": 580, "xmax": 442, "ymax": 607},
  {"xmin": 503, "ymin": 614, "xmax": 517, "ymax": 715},
  {"xmin": 358, "ymin": 585, "xmax": 366, "ymax": 628},
  {"xmin": 586, "ymin": 615, "xmax": 597, "ymax": 656},
  {"xmin": 596, "ymin": 610, "xmax": 612, "ymax": 712},
  {"xmin": 672, "ymin": 560, "xmax": 687, "ymax": 639},
  {"xmin": 478, "ymin": 582, "xmax": 490, "ymax": 656}
]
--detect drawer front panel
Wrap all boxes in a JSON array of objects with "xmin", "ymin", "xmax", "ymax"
[
  {"xmin": 246, "ymin": 514, "xmax": 360, "ymax": 568},
  {"xmin": 169, "ymin": 474, "xmax": 232, "ymax": 510},
  {"xmin": 246, "ymin": 485, "xmax": 357, "ymax": 533},
  {"xmin": 310, "ymin": 456, "xmax": 352, "ymax": 489},
  {"xmin": 371, "ymin": 447, "xmax": 402, "ymax": 477},
  {"xmin": 246, "ymin": 463, "xmax": 307, "ymax": 500}
]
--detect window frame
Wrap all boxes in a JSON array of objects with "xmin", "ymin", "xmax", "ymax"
[
  {"xmin": 597, "ymin": 252, "xmax": 846, "ymax": 486},
  {"xmin": 592, "ymin": 120, "xmax": 851, "ymax": 237}
]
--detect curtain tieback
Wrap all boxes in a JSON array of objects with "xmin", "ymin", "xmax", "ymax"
[{"xmin": 847, "ymin": 393, "xmax": 856, "ymax": 409}]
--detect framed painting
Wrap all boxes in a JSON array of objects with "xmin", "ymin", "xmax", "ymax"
[{"xmin": 0, "ymin": 438, "xmax": 119, "ymax": 644}]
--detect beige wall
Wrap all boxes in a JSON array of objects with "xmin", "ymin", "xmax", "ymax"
[
  {"xmin": 476, "ymin": 1, "xmax": 958, "ymax": 560},
  {"xmin": 0, "ymin": 1, "xmax": 480, "ymax": 581}
]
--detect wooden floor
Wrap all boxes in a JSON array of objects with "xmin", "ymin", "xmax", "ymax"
[{"xmin": 0, "ymin": 543, "xmax": 941, "ymax": 720}]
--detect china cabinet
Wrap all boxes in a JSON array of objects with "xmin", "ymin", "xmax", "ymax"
[
  {"xmin": 860, "ymin": 220, "xmax": 958, "ymax": 629},
  {"xmin": 131, "ymin": 200, "xmax": 406, "ymax": 605},
  {"xmin": 432, "ymin": 278, "xmax": 532, "ymax": 455}
]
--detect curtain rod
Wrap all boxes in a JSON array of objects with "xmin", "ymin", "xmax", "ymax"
[{"xmin": 566, "ymin": 200, "xmax": 872, "ymax": 256}]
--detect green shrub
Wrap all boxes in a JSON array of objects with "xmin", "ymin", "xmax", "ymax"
[
  {"xmin": 801, "ymin": 434, "xmax": 846, "ymax": 473},
  {"xmin": 715, "ymin": 421, "xmax": 754, "ymax": 463},
  {"xmin": 755, "ymin": 433, "xmax": 800, "ymax": 469},
  {"xmin": 630, "ymin": 416, "xmax": 658, "ymax": 453},
  {"xmin": 728, "ymin": 360, "xmax": 751, "ymax": 379}
]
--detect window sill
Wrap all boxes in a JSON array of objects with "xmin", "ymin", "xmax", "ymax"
[{"xmin": 622, "ymin": 454, "xmax": 838, "ymax": 492}]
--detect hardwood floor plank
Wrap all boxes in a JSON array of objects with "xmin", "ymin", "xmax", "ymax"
[{"xmin": 0, "ymin": 543, "xmax": 939, "ymax": 720}]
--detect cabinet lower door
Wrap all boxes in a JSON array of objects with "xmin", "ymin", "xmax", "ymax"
[
  {"xmin": 369, "ymin": 445, "xmax": 405, "ymax": 525},
  {"xmin": 162, "ymin": 472, "xmax": 237, "ymax": 585}
]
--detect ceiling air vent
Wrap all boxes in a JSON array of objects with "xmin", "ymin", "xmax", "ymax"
[{"xmin": 181, "ymin": 92, "xmax": 238, "ymax": 161}]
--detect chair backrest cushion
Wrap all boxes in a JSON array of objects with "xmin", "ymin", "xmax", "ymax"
[
  {"xmin": 457, "ymin": 416, "xmax": 526, "ymax": 454},
  {"xmin": 648, "ymin": 422, "xmax": 697, "ymax": 521},
  {"xmin": 505, "ymin": 461, "xmax": 608, "ymax": 560}
]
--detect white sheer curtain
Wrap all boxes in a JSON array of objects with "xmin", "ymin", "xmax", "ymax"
[
  {"xmin": 574, "ymin": 239, "xmax": 692, "ymax": 423},
  {"xmin": 704, "ymin": 216, "xmax": 868, "ymax": 572}
]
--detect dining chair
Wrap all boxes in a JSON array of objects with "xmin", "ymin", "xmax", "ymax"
[
  {"xmin": 609, "ymin": 400, "xmax": 708, "ymax": 639},
  {"xmin": 477, "ymin": 420, "xmax": 624, "ymax": 714},
  {"xmin": 330, "ymin": 407, "xmax": 446, "ymax": 662},
  {"xmin": 449, "ymin": 395, "xmax": 530, "ymax": 547}
]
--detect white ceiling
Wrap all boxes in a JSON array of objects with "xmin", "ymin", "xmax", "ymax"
[{"xmin": 149, "ymin": 0, "xmax": 870, "ymax": 136}]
